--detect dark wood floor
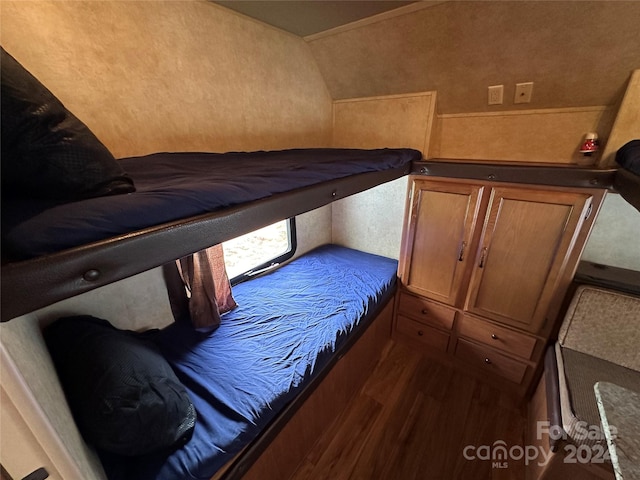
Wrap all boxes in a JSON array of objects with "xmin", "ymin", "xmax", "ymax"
[{"xmin": 290, "ymin": 340, "xmax": 528, "ymax": 480}]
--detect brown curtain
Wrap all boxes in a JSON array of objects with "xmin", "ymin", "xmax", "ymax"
[{"xmin": 175, "ymin": 244, "xmax": 237, "ymax": 331}]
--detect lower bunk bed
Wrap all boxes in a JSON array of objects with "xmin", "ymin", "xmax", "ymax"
[{"xmin": 44, "ymin": 244, "xmax": 399, "ymax": 480}]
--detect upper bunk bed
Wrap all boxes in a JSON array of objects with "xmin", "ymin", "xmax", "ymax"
[
  {"xmin": 1, "ymin": 147, "xmax": 417, "ymax": 322},
  {"xmin": 3, "ymin": 43, "xmax": 637, "ymax": 323},
  {"xmin": 0, "ymin": 47, "xmax": 419, "ymax": 322}
]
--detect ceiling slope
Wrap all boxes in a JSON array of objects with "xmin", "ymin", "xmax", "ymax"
[{"xmin": 214, "ymin": 1, "xmax": 416, "ymax": 37}]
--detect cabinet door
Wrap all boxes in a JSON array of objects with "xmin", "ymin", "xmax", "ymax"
[
  {"xmin": 465, "ymin": 187, "xmax": 592, "ymax": 333},
  {"xmin": 399, "ymin": 179, "xmax": 485, "ymax": 306}
]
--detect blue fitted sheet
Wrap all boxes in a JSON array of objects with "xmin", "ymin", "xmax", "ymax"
[
  {"xmin": 1, "ymin": 148, "xmax": 418, "ymax": 259},
  {"xmin": 100, "ymin": 244, "xmax": 398, "ymax": 480}
]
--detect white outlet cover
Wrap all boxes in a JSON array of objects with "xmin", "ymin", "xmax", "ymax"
[{"xmin": 488, "ymin": 85, "xmax": 503, "ymax": 105}]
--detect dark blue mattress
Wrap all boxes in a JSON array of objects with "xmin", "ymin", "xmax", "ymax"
[
  {"xmin": 100, "ymin": 244, "xmax": 398, "ymax": 480},
  {"xmin": 1, "ymin": 148, "xmax": 418, "ymax": 259}
]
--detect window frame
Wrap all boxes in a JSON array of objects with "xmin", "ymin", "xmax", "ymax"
[{"xmin": 227, "ymin": 217, "xmax": 297, "ymax": 286}]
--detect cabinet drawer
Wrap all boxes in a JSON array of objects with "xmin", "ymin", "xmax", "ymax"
[
  {"xmin": 398, "ymin": 293, "xmax": 455, "ymax": 330},
  {"xmin": 454, "ymin": 339, "xmax": 528, "ymax": 384},
  {"xmin": 458, "ymin": 314, "xmax": 537, "ymax": 360},
  {"xmin": 396, "ymin": 315, "xmax": 450, "ymax": 352}
]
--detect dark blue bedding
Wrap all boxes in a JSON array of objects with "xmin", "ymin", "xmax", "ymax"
[
  {"xmin": 1, "ymin": 148, "xmax": 418, "ymax": 259},
  {"xmin": 100, "ymin": 244, "xmax": 398, "ymax": 480}
]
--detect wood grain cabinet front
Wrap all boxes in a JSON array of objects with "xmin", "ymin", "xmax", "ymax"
[
  {"xmin": 464, "ymin": 186, "xmax": 593, "ymax": 333},
  {"xmin": 397, "ymin": 293, "xmax": 456, "ymax": 331},
  {"xmin": 457, "ymin": 314, "xmax": 537, "ymax": 360},
  {"xmin": 395, "ymin": 315, "xmax": 450, "ymax": 353},
  {"xmin": 394, "ymin": 175, "xmax": 605, "ymax": 395},
  {"xmin": 398, "ymin": 179, "xmax": 486, "ymax": 307},
  {"xmin": 454, "ymin": 339, "xmax": 528, "ymax": 385}
]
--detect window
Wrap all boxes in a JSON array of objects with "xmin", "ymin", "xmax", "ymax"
[{"xmin": 223, "ymin": 218, "xmax": 296, "ymax": 284}]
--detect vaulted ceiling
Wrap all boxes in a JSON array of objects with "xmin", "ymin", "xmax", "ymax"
[{"xmin": 214, "ymin": 1, "xmax": 417, "ymax": 37}]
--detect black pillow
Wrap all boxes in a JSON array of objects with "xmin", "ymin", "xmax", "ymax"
[
  {"xmin": 1, "ymin": 48, "xmax": 135, "ymax": 200},
  {"xmin": 44, "ymin": 316, "xmax": 196, "ymax": 456},
  {"xmin": 616, "ymin": 139, "xmax": 640, "ymax": 175}
]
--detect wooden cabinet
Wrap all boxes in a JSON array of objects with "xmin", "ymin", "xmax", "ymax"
[
  {"xmin": 464, "ymin": 187, "xmax": 592, "ymax": 333},
  {"xmin": 396, "ymin": 316, "xmax": 450, "ymax": 352},
  {"xmin": 454, "ymin": 338, "xmax": 529, "ymax": 384},
  {"xmin": 397, "ymin": 292, "xmax": 456, "ymax": 331},
  {"xmin": 457, "ymin": 314, "xmax": 537, "ymax": 360},
  {"xmin": 398, "ymin": 180, "xmax": 485, "ymax": 306},
  {"xmin": 394, "ymin": 176, "xmax": 603, "ymax": 395},
  {"xmin": 395, "ymin": 293, "xmax": 455, "ymax": 353}
]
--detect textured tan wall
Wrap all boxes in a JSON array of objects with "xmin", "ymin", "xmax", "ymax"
[
  {"xmin": 600, "ymin": 69, "xmax": 640, "ymax": 168},
  {"xmin": 332, "ymin": 177, "xmax": 408, "ymax": 260},
  {"xmin": 1, "ymin": 318, "xmax": 107, "ymax": 480},
  {"xmin": 294, "ymin": 206, "xmax": 332, "ymax": 260},
  {"xmin": 1, "ymin": 386, "xmax": 64, "ymax": 480},
  {"xmin": 308, "ymin": 1, "xmax": 640, "ymax": 115},
  {"xmin": 433, "ymin": 106, "xmax": 616, "ymax": 164},
  {"xmin": 333, "ymin": 92, "xmax": 436, "ymax": 156},
  {"xmin": 330, "ymin": 92, "xmax": 435, "ymax": 257},
  {"xmin": 0, "ymin": 1, "xmax": 332, "ymax": 157}
]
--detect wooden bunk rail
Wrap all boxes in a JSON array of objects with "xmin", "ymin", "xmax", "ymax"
[{"xmin": 1, "ymin": 166, "xmax": 409, "ymax": 322}]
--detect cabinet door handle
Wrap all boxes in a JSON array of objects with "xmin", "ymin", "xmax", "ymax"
[
  {"xmin": 478, "ymin": 247, "xmax": 488, "ymax": 268},
  {"xmin": 491, "ymin": 334, "xmax": 499, "ymax": 340},
  {"xmin": 458, "ymin": 241, "xmax": 467, "ymax": 262},
  {"xmin": 484, "ymin": 358, "xmax": 492, "ymax": 365}
]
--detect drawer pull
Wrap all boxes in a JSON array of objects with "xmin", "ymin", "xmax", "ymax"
[
  {"xmin": 484, "ymin": 358, "xmax": 492, "ymax": 364},
  {"xmin": 418, "ymin": 330, "xmax": 424, "ymax": 336},
  {"xmin": 421, "ymin": 309, "xmax": 429, "ymax": 315},
  {"xmin": 491, "ymin": 334, "xmax": 499, "ymax": 340}
]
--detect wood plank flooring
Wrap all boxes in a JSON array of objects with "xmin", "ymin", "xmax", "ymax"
[{"xmin": 290, "ymin": 341, "xmax": 528, "ymax": 480}]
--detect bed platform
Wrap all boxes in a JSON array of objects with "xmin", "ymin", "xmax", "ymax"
[
  {"xmin": 47, "ymin": 244, "xmax": 397, "ymax": 480},
  {"xmin": 1, "ymin": 148, "xmax": 417, "ymax": 322},
  {"xmin": 1, "ymin": 51, "xmax": 413, "ymax": 480}
]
